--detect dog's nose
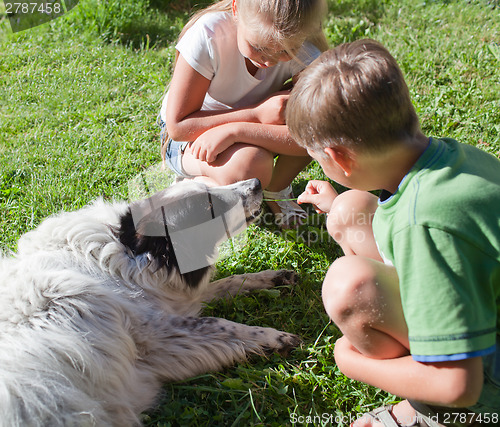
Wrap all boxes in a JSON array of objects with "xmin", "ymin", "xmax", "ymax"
[
  {"xmin": 239, "ymin": 178, "xmax": 261, "ymax": 194},
  {"xmin": 251, "ymin": 178, "xmax": 262, "ymax": 193}
]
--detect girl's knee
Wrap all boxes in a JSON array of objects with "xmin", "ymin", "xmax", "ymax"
[
  {"xmin": 322, "ymin": 255, "xmax": 378, "ymax": 326},
  {"xmin": 242, "ymin": 147, "xmax": 274, "ymax": 187},
  {"xmin": 215, "ymin": 145, "xmax": 274, "ymax": 187}
]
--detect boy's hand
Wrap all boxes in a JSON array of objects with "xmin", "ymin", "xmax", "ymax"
[
  {"xmin": 297, "ymin": 180, "xmax": 338, "ymax": 214},
  {"xmin": 254, "ymin": 91, "xmax": 289, "ymax": 125}
]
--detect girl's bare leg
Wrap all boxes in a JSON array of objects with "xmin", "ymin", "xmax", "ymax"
[
  {"xmin": 266, "ymin": 155, "xmax": 311, "ymax": 193},
  {"xmin": 265, "ymin": 155, "xmax": 311, "ymax": 227},
  {"xmin": 182, "ymin": 143, "xmax": 274, "ymax": 188}
]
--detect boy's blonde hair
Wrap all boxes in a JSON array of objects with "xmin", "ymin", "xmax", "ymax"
[
  {"xmin": 287, "ymin": 39, "xmax": 420, "ymax": 154},
  {"xmin": 178, "ymin": 0, "xmax": 328, "ymax": 54}
]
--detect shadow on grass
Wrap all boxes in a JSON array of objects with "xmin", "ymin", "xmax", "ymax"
[{"xmin": 83, "ymin": 0, "xmax": 215, "ymax": 49}]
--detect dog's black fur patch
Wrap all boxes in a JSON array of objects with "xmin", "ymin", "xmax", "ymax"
[{"xmin": 117, "ymin": 209, "xmax": 210, "ymax": 289}]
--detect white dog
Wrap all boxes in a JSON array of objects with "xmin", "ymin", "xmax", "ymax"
[{"xmin": 0, "ymin": 178, "xmax": 300, "ymax": 427}]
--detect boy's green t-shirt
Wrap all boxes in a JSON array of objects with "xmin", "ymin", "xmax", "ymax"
[{"xmin": 373, "ymin": 137, "xmax": 500, "ymax": 359}]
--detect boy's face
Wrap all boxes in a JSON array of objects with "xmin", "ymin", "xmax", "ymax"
[{"xmin": 307, "ymin": 147, "xmax": 353, "ymax": 188}]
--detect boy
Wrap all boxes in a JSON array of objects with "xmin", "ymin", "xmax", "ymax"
[{"xmin": 287, "ymin": 39, "xmax": 500, "ymax": 426}]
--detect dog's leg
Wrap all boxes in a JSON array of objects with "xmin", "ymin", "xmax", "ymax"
[
  {"xmin": 202, "ymin": 269, "xmax": 298, "ymax": 301},
  {"xmin": 141, "ymin": 315, "xmax": 301, "ymax": 383}
]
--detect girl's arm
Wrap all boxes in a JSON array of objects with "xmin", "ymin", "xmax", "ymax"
[
  {"xmin": 334, "ymin": 336, "xmax": 484, "ymax": 408},
  {"xmin": 165, "ymin": 54, "xmax": 288, "ymax": 142},
  {"xmin": 189, "ymin": 121, "xmax": 307, "ymax": 163}
]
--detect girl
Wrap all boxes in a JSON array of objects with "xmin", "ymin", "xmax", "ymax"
[{"xmin": 158, "ymin": 0, "xmax": 328, "ymax": 228}]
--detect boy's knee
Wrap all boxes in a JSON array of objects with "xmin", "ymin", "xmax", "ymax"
[
  {"xmin": 322, "ymin": 255, "xmax": 377, "ymax": 326},
  {"xmin": 326, "ymin": 190, "xmax": 377, "ymax": 237}
]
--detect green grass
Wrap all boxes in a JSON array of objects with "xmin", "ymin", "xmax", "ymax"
[{"xmin": 0, "ymin": 0, "xmax": 499, "ymax": 425}]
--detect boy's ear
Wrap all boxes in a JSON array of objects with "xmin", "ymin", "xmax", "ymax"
[{"xmin": 324, "ymin": 146, "xmax": 354, "ymax": 177}]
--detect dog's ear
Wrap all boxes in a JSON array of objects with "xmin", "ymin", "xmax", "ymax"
[
  {"xmin": 117, "ymin": 208, "xmax": 210, "ymax": 288},
  {"xmin": 117, "ymin": 208, "xmax": 177, "ymax": 270},
  {"xmin": 117, "ymin": 208, "xmax": 138, "ymax": 253}
]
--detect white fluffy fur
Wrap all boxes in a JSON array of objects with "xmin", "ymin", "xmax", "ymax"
[{"xmin": 0, "ymin": 180, "xmax": 299, "ymax": 426}]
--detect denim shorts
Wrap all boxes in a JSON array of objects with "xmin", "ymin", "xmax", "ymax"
[{"xmin": 158, "ymin": 117, "xmax": 193, "ymax": 178}]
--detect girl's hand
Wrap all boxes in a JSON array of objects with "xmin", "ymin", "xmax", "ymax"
[
  {"xmin": 297, "ymin": 180, "xmax": 338, "ymax": 214},
  {"xmin": 189, "ymin": 124, "xmax": 235, "ymax": 163},
  {"xmin": 254, "ymin": 91, "xmax": 290, "ymax": 125}
]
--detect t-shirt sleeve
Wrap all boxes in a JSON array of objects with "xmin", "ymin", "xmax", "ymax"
[
  {"xmin": 393, "ymin": 225, "xmax": 498, "ymax": 361},
  {"xmin": 176, "ymin": 21, "xmax": 217, "ymax": 81}
]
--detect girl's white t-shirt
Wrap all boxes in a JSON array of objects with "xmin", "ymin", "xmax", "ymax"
[{"xmin": 160, "ymin": 11, "xmax": 321, "ymax": 122}]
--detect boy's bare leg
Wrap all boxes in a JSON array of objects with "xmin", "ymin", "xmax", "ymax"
[
  {"xmin": 326, "ymin": 189, "xmax": 381, "ymax": 260},
  {"xmin": 324, "ymin": 189, "xmax": 419, "ymax": 426},
  {"xmin": 323, "ymin": 255, "xmax": 409, "ymax": 359},
  {"xmin": 324, "ymin": 256, "xmax": 418, "ymax": 427},
  {"xmin": 324, "ymin": 188, "xmax": 409, "ymax": 358}
]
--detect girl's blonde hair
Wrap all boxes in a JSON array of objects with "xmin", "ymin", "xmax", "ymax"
[
  {"xmin": 178, "ymin": 0, "xmax": 328, "ymax": 55},
  {"xmin": 162, "ymin": 0, "xmax": 328, "ymax": 161}
]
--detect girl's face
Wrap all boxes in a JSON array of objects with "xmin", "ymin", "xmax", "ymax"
[{"xmin": 236, "ymin": 20, "xmax": 292, "ymax": 69}]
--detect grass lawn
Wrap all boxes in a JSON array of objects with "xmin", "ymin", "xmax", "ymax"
[{"xmin": 0, "ymin": 0, "xmax": 499, "ymax": 425}]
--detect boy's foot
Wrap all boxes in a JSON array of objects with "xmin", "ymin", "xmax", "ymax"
[
  {"xmin": 353, "ymin": 400, "xmax": 480, "ymax": 427},
  {"xmin": 263, "ymin": 185, "xmax": 308, "ymax": 229},
  {"xmin": 352, "ymin": 400, "xmax": 437, "ymax": 427}
]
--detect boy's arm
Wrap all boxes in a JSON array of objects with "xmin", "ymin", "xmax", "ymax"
[{"xmin": 334, "ymin": 336, "xmax": 484, "ymax": 408}]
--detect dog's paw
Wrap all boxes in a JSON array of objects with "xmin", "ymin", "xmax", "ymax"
[
  {"xmin": 215, "ymin": 270, "xmax": 299, "ymax": 294},
  {"xmin": 258, "ymin": 329, "xmax": 302, "ymax": 357},
  {"xmin": 271, "ymin": 269, "xmax": 299, "ymax": 287},
  {"xmin": 273, "ymin": 332, "xmax": 302, "ymax": 356}
]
